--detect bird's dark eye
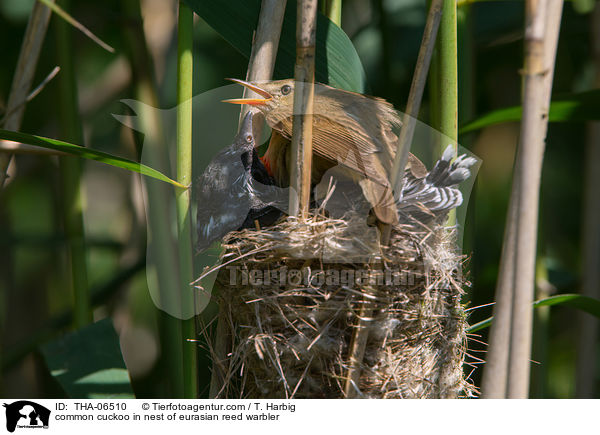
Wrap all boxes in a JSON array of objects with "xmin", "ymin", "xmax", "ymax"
[
  {"xmin": 281, "ymin": 84, "xmax": 292, "ymax": 95},
  {"xmin": 246, "ymin": 135, "xmax": 253, "ymax": 143}
]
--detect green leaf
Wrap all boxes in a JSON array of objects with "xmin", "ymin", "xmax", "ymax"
[
  {"xmin": 459, "ymin": 89, "xmax": 600, "ymax": 134},
  {"xmin": 2, "ymin": 260, "xmax": 145, "ymax": 372},
  {"xmin": 40, "ymin": 318, "xmax": 135, "ymax": 398},
  {"xmin": 0, "ymin": 129, "xmax": 185, "ymax": 188},
  {"xmin": 184, "ymin": 0, "xmax": 366, "ymax": 93},
  {"xmin": 468, "ymin": 293, "xmax": 600, "ymax": 333}
]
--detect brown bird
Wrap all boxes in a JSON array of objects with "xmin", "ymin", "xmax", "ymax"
[{"xmin": 224, "ymin": 78, "xmax": 428, "ymax": 224}]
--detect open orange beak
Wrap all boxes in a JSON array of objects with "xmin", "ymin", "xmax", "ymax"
[{"xmin": 222, "ymin": 78, "xmax": 272, "ymax": 106}]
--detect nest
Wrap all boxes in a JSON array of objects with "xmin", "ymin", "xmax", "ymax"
[{"xmin": 203, "ymin": 211, "xmax": 476, "ymax": 399}]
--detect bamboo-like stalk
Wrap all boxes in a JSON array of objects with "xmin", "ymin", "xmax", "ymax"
[
  {"xmin": 438, "ymin": 0, "xmax": 458, "ymax": 227},
  {"xmin": 437, "ymin": 0, "xmax": 458, "ymax": 149},
  {"xmin": 576, "ymin": 3, "xmax": 600, "ymax": 399},
  {"xmin": 176, "ymin": 2, "xmax": 198, "ymax": 399},
  {"xmin": 506, "ymin": 2, "xmax": 550, "ymax": 397},
  {"xmin": 55, "ymin": 0, "xmax": 91, "ymax": 328},
  {"xmin": 238, "ymin": 0, "xmax": 287, "ymax": 139},
  {"xmin": 482, "ymin": 0, "xmax": 563, "ymax": 398},
  {"xmin": 434, "ymin": 1, "xmax": 461, "ymax": 399},
  {"xmin": 289, "ymin": 0, "xmax": 317, "ymax": 217},
  {"xmin": 480, "ymin": 184, "xmax": 517, "ymax": 397},
  {"xmin": 209, "ymin": 0, "xmax": 287, "ymax": 398},
  {"xmin": 512, "ymin": 0, "xmax": 563, "ymax": 399},
  {"xmin": 323, "ymin": 0, "xmax": 342, "ymax": 26},
  {"xmin": 0, "ymin": 0, "xmax": 53, "ymax": 187},
  {"xmin": 121, "ymin": 0, "xmax": 184, "ymax": 398}
]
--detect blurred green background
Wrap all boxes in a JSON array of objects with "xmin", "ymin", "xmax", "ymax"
[{"xmin": 0, "ymin": 0, "xmax": 598, "ymax": 398}]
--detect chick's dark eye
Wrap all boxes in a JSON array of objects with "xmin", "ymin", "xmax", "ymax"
[
  {"xmin": 245, "ymin": 135, "xmax": 253, "ymax": 143},
  {"xmin": 281, "ymin": 85, "xmax": 291, "ymax": 95}
]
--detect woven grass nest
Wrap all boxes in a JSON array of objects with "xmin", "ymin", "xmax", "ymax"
[{"xmin": 206, "ymin": 209, "xmax": 476, "ymax": 399}]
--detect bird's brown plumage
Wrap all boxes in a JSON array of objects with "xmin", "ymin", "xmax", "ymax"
[{"xmin": 224, "ymin": 78, "xmax": 428, "ymax": 224}]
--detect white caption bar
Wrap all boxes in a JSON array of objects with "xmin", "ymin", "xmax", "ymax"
[{"xmin": 0, "ymin": 399, "xmax": 596, "ymax": 435}]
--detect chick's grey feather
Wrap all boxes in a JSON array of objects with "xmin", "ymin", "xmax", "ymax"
[
  {"xmin": 195, "ymin": 112, "xmax": 287, "ymax": 252},
  {"xmin": 398, "ymin": 144, "xmax": 477, "ymax": 226}
]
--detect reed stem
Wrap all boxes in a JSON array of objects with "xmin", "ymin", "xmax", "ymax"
[
  {"xmin": 323, "ymin": 0, "xmax": 342, "ymax": 26},
  {"xmin": 121, "ymin": 0, "xmax": 184, "ymax": 397},
  {"xmin": 438, "ymin": 0, "xmax": 458, "ymax": 149},
  {"xmin": 289, "ymin": 0, "xmax": 318, "ymax": 217},
  {"xmin": 0, "ymin": 0, "xmax": 53, "ymax": 188},
  {"xmin": 437, "ymin": 0, "xmax": 458, "ymax": 226},
  {"xmin": 482, "ymin": 0, "xmax": 564, "ymax": 398},
  {"xmin": 55, "ymin": 0, "xmax": 91, "ymax": 328},
  {"xmin": 176, "ymin": 1, "xmax": 198, "ymax": 399}
]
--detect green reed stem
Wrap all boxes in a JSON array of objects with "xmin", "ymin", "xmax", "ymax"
[
  {"xmin": 121, "ymin": 0, "xmax": 184, "ymax": 398},
  {"xmin": 438, "ymin": 0, "xmax": 458, "ymax": 148},
  {"xmin": 176, "ymin": 1, "xmax": 198, "ymax": 399},
  {"xmin": 437, "ymin": 0, "xmax": 458, "ymax": 225},
  {"xmin": 55, "ymin": 0, "xmax": 91, "ymax": 328},
  {"xmin": 323, "ymin": 0, "xmax": 342, "ymax": 25}
]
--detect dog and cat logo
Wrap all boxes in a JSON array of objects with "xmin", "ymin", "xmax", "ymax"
[{"xmin": 3, "ymin": 401, "xmax": 50, "ymax": 432}]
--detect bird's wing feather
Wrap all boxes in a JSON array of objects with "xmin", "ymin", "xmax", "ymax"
[{"xmin": 274, "ymin": 116, "xmax": 391, "ymax": 185}]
